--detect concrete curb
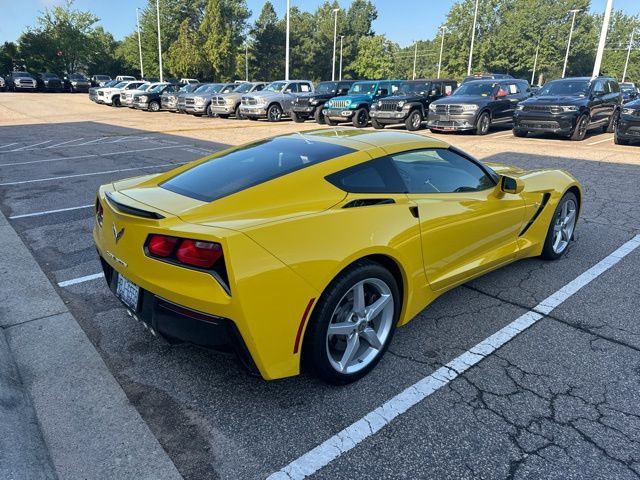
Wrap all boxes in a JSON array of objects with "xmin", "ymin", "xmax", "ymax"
[{"xmin": 0, "ymin": 209, "xmax": 183, "ymax": 480}]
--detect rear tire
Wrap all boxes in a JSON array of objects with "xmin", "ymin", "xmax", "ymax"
[
  {"xmin": 540, "ymin": 191, "xmax": 579, "ymax": 260},
  {"xmin": 206, "ymin": 104, "xmax": 215, "ymax": 118},
  {"xmin": 605, "ymin": 109, "xmax": 619, "ymax": 133},
  {"xmin": 371, "ymin": 118, "xmax": 385, "ymax": 129},
  {"xmin": 352, "ymin": 107, "xmax": 369, "ymax": 128},
  {"xmin": 302, "ymin": 260, "xmax": 401, "ymax": 385}
]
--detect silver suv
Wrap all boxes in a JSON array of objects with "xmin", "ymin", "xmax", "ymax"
[
  {"xmin": 240, "ymin": 80, "xmax": 314, "ymax": 121},
  {"xmin": 209, "ymin": 82, "xmax": 268, "ymax": 118},
  {"xmin": 183, "ymin": 83, "xmax": 238, "ymax": 117}
]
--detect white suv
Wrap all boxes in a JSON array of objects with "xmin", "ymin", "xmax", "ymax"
[{"xmin": 97, "ymin": 81, "xmax": 145, "ymax": 106}]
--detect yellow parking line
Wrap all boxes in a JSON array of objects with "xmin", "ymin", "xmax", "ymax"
[{"xmin": 587, "ymin": 137, "xmax": 613, "ymax": 146}]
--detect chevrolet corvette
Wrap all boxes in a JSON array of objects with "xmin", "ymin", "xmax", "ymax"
[{"xmin": 93, "ymin": 130, "xmax": 582, "ymax": 384}]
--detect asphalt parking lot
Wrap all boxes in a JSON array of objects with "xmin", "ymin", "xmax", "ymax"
[{"xmin": 1, "ymin": 93, "xmax": 640, "ymax": 480}]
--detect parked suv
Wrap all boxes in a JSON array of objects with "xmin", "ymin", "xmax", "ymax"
[
  {"xmin": 0, "ymin": 77, "xmax": 5, "ymax": 92},
  {"xmin": 240, "ymin": 80, "xmax": 314, "ymax": 121},
  {"xmin": 291, "ymin": 80, "xmax": 354, "ymax": 124},
  {"xmin": 614, "ymin": 99, "xmax": 640, "ymax": 145},
  {"xmin": 461, "ymin": 73, "xmax": 513, "ymax": 84},
  {"xmin": 90, "ymin": 80, "xmax": 119, "ymax": 102},
  {"xmin": 184, "ymin": 83, "xmax": 237, "ymax": 117},
  {"xmin": 36, "ymin": 72, "xmax": 63, "ymax": 92},
  {"xmin": 370, "ymin": 78, "xmax": 457, "ymax": 131},
  {"xmin": 209, "ymin": 82, "xmax": 267, "ymax": 118},
  {"xmin": 91, "ymin": 75, "xmax": 112, "ymax": 87},
  {"xmin": 162, "ymin": 82, "xmax": 200, "ymax": 112},
  {"xmin": 133, "ymin": 83, "xmax": 180, "ymax": 111},
  {"xmin": 427, "ymin": 79, "xmax": 531, "ymax": 135},
  {"xmin": 116, "ymin": 75, "xmax": 137, "ymax": 82},
  {"xmin": 63, "ymin": 73, "xmax": 91, "ymax": 93},
  {"xmin": 98, "ymin": 80, "xmax": 145, "ymax": 106},
  {"xmin": 121, "ymin": 82, "xmax": 152, "ymax": 107},
  {"xmin": 513, "ymin": 76, "xmax": 622, "ymax": 141},
  {"xmin": 4, "ymin": 71, "xmax": 37, "ymax": 91},
  {"xmin": 323, "ymin": 80, "xmax": 402, "ymax": 128}
]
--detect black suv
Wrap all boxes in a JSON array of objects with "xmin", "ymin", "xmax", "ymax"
[
  {"xmin": 291, "ymin": 80, "xmax": 354, "ymax": 124},
  {"xmin": 36, "ymin": 72, "xmax": 63, "ymax": 92},
  {"xmin": 370, "ymin": 78, "xmax": 457, "ymax": 131},
  {"xmin": 513, "ymin": 76, "xmax": 622, "ymax": 141},
  {"xmin": 133, "ymin": 83, "xmax": 181, "ymax": 111},
  {"xmin": 427, "ymin": 79, "xmax": 532, "ymax": 135},
  {"xmin": 620, "ymin": 82, "xmax": 639, "ymax": 103},
  {"xmin": 615, "ymin": 99, "xmax": 640, "ymax": 145},
  {"xmin": 4, "ymin": 71, "xmax": 37, "ymax": 91}
]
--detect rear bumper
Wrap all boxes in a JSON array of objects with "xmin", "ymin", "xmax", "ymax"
[{"xmin": 98, "ymin": 256, "xmax": 260, "ymax": 375}]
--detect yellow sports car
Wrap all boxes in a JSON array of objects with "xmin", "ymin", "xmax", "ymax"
[{"xmin": 93, "ymin": 130, "xmax": 581, "ymax": 384}]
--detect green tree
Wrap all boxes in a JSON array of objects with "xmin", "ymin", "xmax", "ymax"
[
  {"xmin": 349, "ymin": 35, "xmax": 398, "ymax": 79},
  {"xmin": 166, "ymin": 19, "xmax": 205, "ymax": 78},
  {"xmin": 248, "ymin": 1, "xmax": 285, "ymax": 81},
  {"xmin": 0, "ymin": 42, "xmax": 19, "ymax": 72}
]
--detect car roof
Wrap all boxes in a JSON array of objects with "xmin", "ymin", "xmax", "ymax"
[{"xmin": 289, "ymin": 128, "xmax": 448, "ymax": 151}]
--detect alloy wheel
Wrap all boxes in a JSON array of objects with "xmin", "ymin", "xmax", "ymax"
[
  {"xmin": 411, "ymin": 111, "xmax": 421, "ymax": 129},
  {"xmin": 325, "ymin": 278, "xmax": 394, "ymax": 374},
  {"xmin": 552, "ymin": 198, "xmax": 577, "ymax": 254}
]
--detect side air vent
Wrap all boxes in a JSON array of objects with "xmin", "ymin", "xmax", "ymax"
[
  {"xmin": 342, "ymin": 198, "xmax": 395, "ymax": 209},
  {"xmin": 519, "ymin": 193, "xmax": 551, "ymax": 236},
  {"xmin": 105, "ymin": 191, "xmax": 165, "ymax": 219}
]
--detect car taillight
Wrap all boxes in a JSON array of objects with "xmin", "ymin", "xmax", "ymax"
[
  {"xmin": 176, "ymin": 240, "xmax": 222, "ymax": 268},
  {"xmin": 147, "ymin": 235, "xmax": 223, "ymax": 269},
  {"xmin": 148, "ymin": 234, "xmax": 179, "ymax": 257},
  {"xmin": 95, "ymin": 197, "xmax": 103, "ymax": 226}
]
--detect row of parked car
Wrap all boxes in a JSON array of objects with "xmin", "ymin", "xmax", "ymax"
[{"xmin": 85, "ymin": 74, "xmax": 640, "ymax": 144}]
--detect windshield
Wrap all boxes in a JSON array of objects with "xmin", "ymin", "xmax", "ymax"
[
  {"xmin": 113, "ymin": 82, "xmax": 127, "ymax": 88},
  {"xmin": 41, "ymin": 73, "xmax": 58, "ymax": 79},
  {"xmin": 96, "ymin": 75, "xmax": 110, "ymax": 80},
  {"xmin": 233, "ymin": 83, "xmax": 253, "ymax": 93},
  {"xmin": 538, "ymin": 80, "xmax": 590, "ymax": 97},
  {"xmin": 621, "ymin": 86, "xmax": 635, "ymax": 93},
  {"xmin": 103, "ymin": 80, "xmax": 119, "ymax": 88},
  {"xmin": 453, "ymin": 82, "xmax": 497, "ymax": 97},
  {"xmin": 13, "ymin": 72, "xmax": 31, "ymax": 78},
  {"xmin": 202, "ymin": 84, "xmax": 223, "ymax": 93},
  {"xmin": 348, "ymin": 82, "xmax": 377, "ymax": 95},
  {"xmin": 70, "ymin": 74, "xmax": 87, "ymax": 80},
  {"xmin": 265, "ymin": 81, "xmax": 286, "ymax": 92},
  {"xmin": 180, "ymin": 83, "xmax": 199, "ymax": 92},
  {"xmin": 316, "ymin": 82, "xmax": 338, "ymax": 94},
  {"xmin": 149, "ymin": 83, "xmax": 168, "ymax": 93},
  {"xmin": 397, "ymin": 81, "xmax": 431, "ymax": 95}
]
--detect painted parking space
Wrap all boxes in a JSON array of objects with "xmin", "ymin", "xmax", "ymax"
[{"xmin": 1, "ymin": 115, "xmax": 639, "ymax": 480}]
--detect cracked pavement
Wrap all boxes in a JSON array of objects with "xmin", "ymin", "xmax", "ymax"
[{"xmin": 1, "ymin": 94, "xmax": 639, "ymax": 479}]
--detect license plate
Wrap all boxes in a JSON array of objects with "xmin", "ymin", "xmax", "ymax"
[{"xmin": 116, "ymin": 273, "xmax": 140, "ymax": 311}]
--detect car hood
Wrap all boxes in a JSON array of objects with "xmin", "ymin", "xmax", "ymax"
[
  {"xmin": 336, "ymin": 94, "xmax": 373, "ymax": 103},
  {"xmin": 111, "ymin": 167, "xmax": 347, "ymax": 231},
  {"xmin": 623, "ymin": 99, "xmax": 640, "ymax": 110},
  {"xmin": 522, "ymin": 95, "xmax": 586, "ymax": 106},
  {"xmin": 298, "ymin": 92, "xmax": 331, "ymax": 100},
  {"xmin": 433, "ymin": 95, "xmax": 489, "ymax": 105},
  {"xmin": 382, "ymin": 95, "xmax": 423, "ymax": 102},
  {"xmin": 245, "ymin": 91, "xmax": 281, "ymax": 100}
]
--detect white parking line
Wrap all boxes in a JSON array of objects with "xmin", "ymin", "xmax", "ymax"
[
  {"xmin": 267, "ymin": 234, "xmax": 640, "ymax": 480},
  {"xmin": 9, "ymin": 140, "xmax": 53, "ymax": 151},
  {"xmin": 492, "ymin": 133, "xmax": 513, "ymax": 139},
  {"xmin": 587, "ymin": 137, "xmax": 613, "ymax": 146},
  {"xmin": 9, "ymin": 204, "xmax": 93, "ymax": 219},
  {"xmin": 58, "ymin": 273, "xmax": 104, "ymax": 287},
  {"xmin": 0, "ymin": 161, "xmax": 187, "ymax": 186},
  {"xmin": 0, "ymin": 145, "xmax": 182, "ymax": 167},
  {"xmin": 0, "ymin": 143, "xmax": 18, "ymax": 150},
  {"xmin": 43, "ymin": 138, "xmax": 85, "ymax": 149},
  {"xmin": 74, "ymin": 137, "xmax": 109, "ymax": 146}
]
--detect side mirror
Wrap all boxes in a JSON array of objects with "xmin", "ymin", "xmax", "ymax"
[{"xmin": 500, "ymin": 176, "xmax": 524, "ymax": 194}]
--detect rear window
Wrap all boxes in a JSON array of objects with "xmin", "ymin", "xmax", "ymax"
[{"xmin": 162, "ymin": 137, "xmax": 355, "ymax": 202}]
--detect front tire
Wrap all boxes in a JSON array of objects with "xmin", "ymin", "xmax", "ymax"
[
  {"xmin": 570, "ymin": 114, "xmax": 589, "ymax": 141},
  {"xmin": 475, "ymin": 112, "xmax": 490, "ymax": 135},
  {"xmin": 267, "ymin": 104, "xmax": 283, "ymax": 122},
  {"xmin": 405, "ymin": 109, "xmax": 423, "ymax": 131},
  {"xmin": 314, "ymin": 107, "xmax": 326, "ymax": 125},
  {"xmin": 541, "ymin": 191, "xmax": 578, "ymax": 260},
  {"xmin": 148, "ymin": 100, "xmax": 160, "ymax": 112},
  {"xmin": 614, "ymin": 129, "xmax": 629, "ymax": 145},
  {"xmin": 352, "ymin": 107, "xmax": 369, "ymax": 128},
  {"xmin": 513, "ymin": 128, "xmax": 528, "ymax": 137},
  {"xmin": 303, "ymin": 260, "xmax": 400, "ymax": 384},
  {"xmin": 605, "ymin": 109, "xmax": 619, "ymax": 133}
]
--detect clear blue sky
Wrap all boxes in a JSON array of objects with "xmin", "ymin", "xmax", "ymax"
[{"xmin": 1, "ymin": 0, "xmax": 638, "ymax": 47}]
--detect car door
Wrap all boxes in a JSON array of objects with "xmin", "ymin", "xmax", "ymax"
[
  {"xmin": 491, "ymin": 82, "xmax": 513, "ymax": 124},
  {"xmin": 374, "ymin": 81, "xmax": 390, "ymax": 101},
  {"xmin": 281, "ymin": 82, "xmax": 298, "ymax": 110},
  {"xmin": 391, "ymin": 148, "xmax": 526, "ymax": 290},
  {"xmin": 589, "ymin": 79, "xmax": 607, "ymax": 125}
]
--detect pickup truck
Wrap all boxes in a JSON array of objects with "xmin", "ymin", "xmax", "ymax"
[{"xmin": 239, "ymin": 80, "xmax": 314, "ymax": 121}]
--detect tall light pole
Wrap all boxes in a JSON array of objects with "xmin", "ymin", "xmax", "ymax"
[
  {"xmin": 339, "ymin": 35, "xmax": 344, "ymax": 81},
  {"xmin": 593, "ymin": 0, "xmax": 614, "ymax": 78},
  {"xmin": 623, "ymin": 28, "xmax": 635, "ymax": 82},
  {"xmin": 136, "ymin": 8, "xmax": 144, "ymax": 79},
  {"xmin": 562, "ymin": 9, "xmax": 581, "ymax": 78},
  {"xmin": 285, "ymin": 0, "xmax": 290, "ymax": 80},
  {"xmin": 156, "ymin": 0, "xmax": 163, "ymax": 82},
  {"xmin": 331, "ymin": 8, "xmax": 339, "ymax": 81},
  {"xmin": 531, "ymin": 43, "xmax": 539, "ymax": 85},
  {"xmin": 412, "ymin": 41, "xmax": 418, "ymax": 80},
  {"xmin": 245, "ymin": 40, "xmax": 249, "ymax": 82},
  {"xmin": 467, "ymin": 0, "xmax": 479, "ymax": 76},
  {"xmin": 437, "ymin": 26, "xmax": 447, "ymax": 79}
]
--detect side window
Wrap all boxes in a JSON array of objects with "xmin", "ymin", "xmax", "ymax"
[
  {"xmin": 444, "ymin": 83, "xmax": 455, "ymax": 95},
  {"xmin": 506, "ymin": 83, "xmax": 520, "ymax": 95},
  {"xmin": 326, "ymin": 157, "xmax": 405, "ymax": 194},
  {"xmin": 390, "ymin": 82, "xmax": 401, "ymax": 94},
  {"xmin": 390, "ymin": 149, "xmax": 495, "ymax": 194},
  {"xmin": 610, "ymin": 81, "xmax": 619, "ymax": 93},
  {"xmin": 338, "ymin": 82, "xmax": 352, "ymax": 92},
  {"xmin": 431, "ymin": 82, "xmax": 442, "ymax": 96},
  {"xmin": 376, "ymin": 82, "xmax": 389, "ymax": 96},
  {"xmin": 592, "ymin": 80, "xmax": 605, "ymax": 94},
  {"xmin": 254, "ymin": 84, "xmax": 265, "ymax": 91},
  {"xmin": 299, "ymin": 83, "xmax": 312, "ymax": 93},
  {"xmin": 285, "ymin": 83, "xmax": 297, "ymax": 93}
]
